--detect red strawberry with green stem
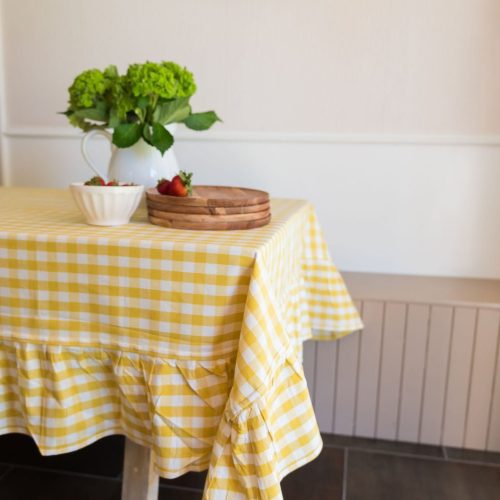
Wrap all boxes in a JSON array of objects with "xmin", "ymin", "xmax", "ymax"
[
  {"xmin": 156, "ymin": 178, "xmax": 170, "ymax": 195},
  {"xmin": 166, "ymin": 171, "xmax": 193, "ymax": 197},
  {"xmin": 85, "ymin": 176, "xmax": 106, "ymax": 186}
]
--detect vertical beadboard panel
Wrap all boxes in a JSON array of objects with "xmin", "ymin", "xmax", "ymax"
[
  {"xmin": 355, "ymin": 301, "xmax": 384, "ymax": 438},
  {"xmin": 306, "ymin": 294, "xmax": 500, "ymax": 451},
  {"xmin": 314, "ymin": 340, "xmax": 337, "ymax": 432},
  {"xmin": 464, "ymin": 309, "xmax": 500, "ymax": 449},
  {"xmin": 487, "ymin": 318, "xmax": 500, "ymax": 451},
  {"xmin": 333, "ymin": 331, "xmax": 361, "ymax": 435},
  {"xmin": 302, "ymin": 340, "xmax": 317, "ymax": 402},
  {"xmin": 333, "ymin": 301, "xmax": 362, "ymax": 435},
  {"xmin": 398, "ymin": 304, "xmax": 430, "ymax": 442},
  {"xmin": 442, "ymin": 307, "xmax": 477, "ymax": 447},
  {"xmin": 375, "ymin": 302, "xmax": 406, "ymax": 440},
  {"xmin": 419, "ymin": 306, "xmax": 453, "ymax": 445}
]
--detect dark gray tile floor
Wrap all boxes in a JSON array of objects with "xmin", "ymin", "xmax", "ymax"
[
  {"xmin": 347, "ymin": 451, "xmax": 500, "ymax": 500},
  {"xmin": 281, "ymin": 447, "xmax": 344, "ymax": 499},
  {"xmin": 0, "ymin": 433, "xmax": 499, "ymax": 499},
  {"xmin": 0, "ymin": 467, "xmax": 121, "ymax": 500}
]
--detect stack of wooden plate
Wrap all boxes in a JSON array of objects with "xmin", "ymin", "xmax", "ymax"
[{"xmin": 146, "ymin": 186, "xmax": 271, "ymax": 230}]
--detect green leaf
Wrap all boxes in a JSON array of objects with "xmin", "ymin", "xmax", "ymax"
[
  {"xmin": 137, "ymin": 96, "xmax": 149, "ymax": 110},
  {"xmin": 74, "ymin": 107, "xmax": 106, "ymax": 121},
  {"xmin": 74, "ymin": 100, "xmax": 108, "ymax": 122},
  {"xmin": 142, "ymin": 123, "xmax": 153, "ymax": 145},
  {"xmin": 150, "ymin": 123, "xmax": 174, "ymax": 155},
  {"xmin": 152, "ymin": 97, "xmax": 191, "ymax": 125},
  {"xmin": 183, "ymin": 111, "xmax": 221, "ymax": 131},
  {"xmin": 67, "ymin": 112, "xmax": 92, "ymax": 131},
  {"xmin": 133, "ymin": 95, "xmax": 151, "ymax": 122},
  {"xmin": 108, "ymin": 107, "xmax": 121, "ymax": 128},
  {"xmin": 112, "ymin": 123, "xmax": 143, "ymax": 148}
]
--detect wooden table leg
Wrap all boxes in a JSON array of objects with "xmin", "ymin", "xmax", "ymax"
[{"xmin": 121, "ymin": 438, "xmax": 160, "ymax": 500}]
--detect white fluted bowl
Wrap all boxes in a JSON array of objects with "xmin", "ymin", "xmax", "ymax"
[{"xmin": 70, "ymin": 183, "xmax": 144, "ymax": 226}]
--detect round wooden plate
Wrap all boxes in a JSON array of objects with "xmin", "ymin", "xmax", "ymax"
[{"xmin": 146, "ymin": 185, "xmax": 269, "ymax": 208}]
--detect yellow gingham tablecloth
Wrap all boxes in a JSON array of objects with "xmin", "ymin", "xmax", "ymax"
[{"xmin": 0, "ymin": 187, "xmax": 362, "ymax": 499}]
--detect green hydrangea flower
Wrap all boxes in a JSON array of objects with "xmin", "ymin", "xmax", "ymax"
[
  {"xmin": 63, "ymin": 61, "xmax": 219, "ymax": 155},
  {"xmin": 126, "ymin": 61, "xmax": 196, "ymax": 100},
  {"xmin": 68, "ymin": 69, "xmax": 112, "ymax": 108},
  {"xmin": 161, "ymin": 61, "xmax": 197, "ymax": 97},
  {"xmin": 110, "ymin": 75, "xmax": 135, "ymax": 120}
]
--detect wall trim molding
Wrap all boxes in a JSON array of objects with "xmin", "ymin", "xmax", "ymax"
[{"xmin": 4, "ymin": 126, "xmax": 500, "ymax": 147}]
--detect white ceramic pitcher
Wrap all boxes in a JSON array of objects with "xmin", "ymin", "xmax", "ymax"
[{"xmin": 81, "ymin": 124, "xmax": 179, "ymax": 188}]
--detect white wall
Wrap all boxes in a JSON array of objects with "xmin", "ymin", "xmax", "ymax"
[{"xmin": 1, "ymin": 0, "xmax": 500, "ymax": 278}]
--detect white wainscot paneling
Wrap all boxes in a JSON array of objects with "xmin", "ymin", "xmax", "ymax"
[
  {"xmin": 464, "ymin": 309, "xmax": 500, "ymax": 449},
  {"xmin": 487, "ymin": 317, "xmax": 500, "ymax": 451},
  {"xmin": 302, "ymin": 276, "xmax": 500, "ymax": 452},
  {"xmin": 419, "ymin": 306, "xmax": 453, "ymax": 445},
  {"xmin": 313, "ymin": 338, "xmax": 337, "ymax": 432},
  {"xmin": 332, "ymin": 303, "xmax": 361, "ymax": 436},
  {"xmin": 442, "ymin": 307, "xmax": 477, "ymax": 447},
  {"xmin": 354, "ymin": 301, "xmax": 384, "ymax": 437},
  {"xmin": 376, "ymin": 302, "xmax": 406, "ymax": 440},
  {"xmin": 398, "ymin": 304, "xmax": 430, "ymax": 442}
]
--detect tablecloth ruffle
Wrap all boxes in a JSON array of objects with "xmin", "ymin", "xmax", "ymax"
[
  {"xmin": 204, "ymin": 347, "xmax": 322, "ymax": 499},
  {"xmin": 0, "ymin": 341, "xmax": 233, "ymax": 475}
]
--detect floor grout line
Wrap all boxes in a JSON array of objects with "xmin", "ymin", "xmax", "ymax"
[
  {"xmin": 0, "ymin": 465, "xmax": 14, "ymax": 482},
  {"xmin": 342, "ymin": 448, "xmax": 348, "ymax": 500},
  {"xmin": 0, "ymin": 462, "xmax": 123, "ymax": 483},
  {"xmin": 160, "ymin": 483, "xmax": 204, "ymax": 494},
  {"xmin": 0, "ymin": 462, "xmax": 206, "ymax": 493}
]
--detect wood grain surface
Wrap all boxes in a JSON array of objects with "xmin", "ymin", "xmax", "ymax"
[
  {"xmin": 148, "ymin": 213, "xmax": 271, "ymax": 230},
  {"xmin": 148, "ymin": 208, "xmax": 271, "ymax": 223},
  {"xmin": 146, "ymin": 199, "xmax": 270, "ymax": 215},
  {"xmin": 146, "ymin": 185, "xmax": 269, "ymax": 207}
]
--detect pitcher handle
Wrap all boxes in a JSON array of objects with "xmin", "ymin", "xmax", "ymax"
[{"xmin": 81, "ymin": 129, "xmax": 114, "ymax": 181}]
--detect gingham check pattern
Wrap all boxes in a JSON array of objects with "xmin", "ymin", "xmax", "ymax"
[{"xmin": 0, "ymin": 187, "xmax": 362, "ymax": 499}]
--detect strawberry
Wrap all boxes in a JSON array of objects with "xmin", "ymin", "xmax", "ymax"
[
  {"xmin": 166, "ymin": 171, "xmax": 193, "ymax": 197},
  {"xmin": 85, "ymin": 176, "xmax": 105, "ymax": 186},
  {"xmin": 156, "ymin": 178, "xmax": 170, "ymax": 195},
  {"xmin": 106, "ymin": 180, "xmax": 119, "ymax": 186}
]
